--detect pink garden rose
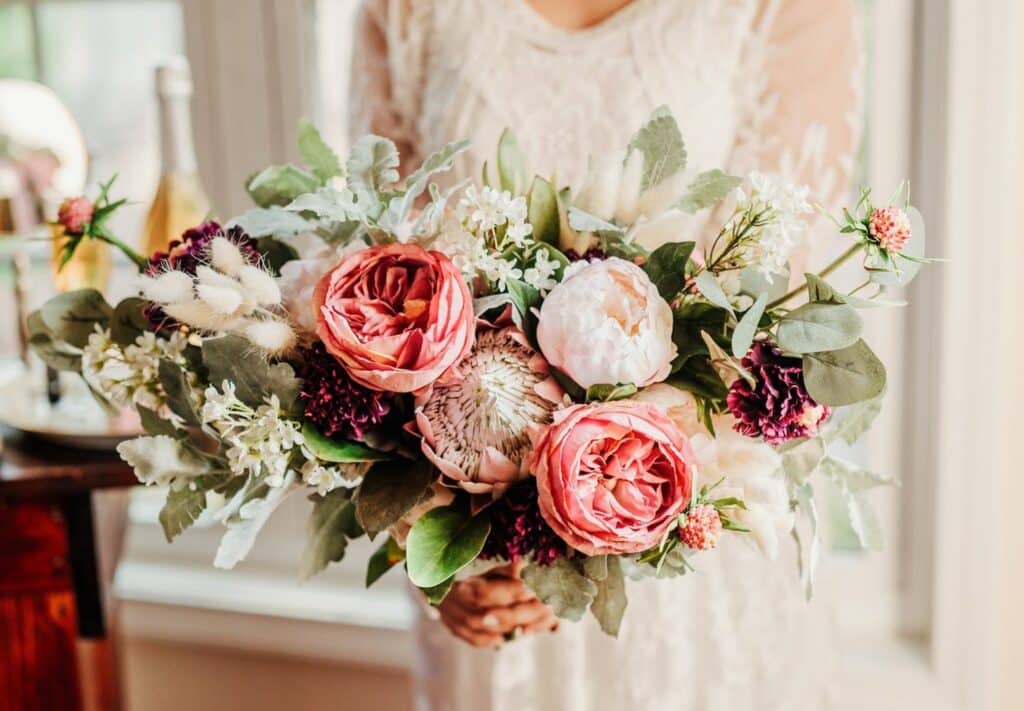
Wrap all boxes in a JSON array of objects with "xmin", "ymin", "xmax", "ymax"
[
  {"xmin": 314, "ymin": 243, "xmax": 475, "ymax": 393},
  {"xmin": 529, "ymin": 401, "xmax": 697, "ymax": 556}
]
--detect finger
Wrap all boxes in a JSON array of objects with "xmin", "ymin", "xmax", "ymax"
[{"xmin": 466, "ymin": 577, "xmax": 535, "ymax": 606}]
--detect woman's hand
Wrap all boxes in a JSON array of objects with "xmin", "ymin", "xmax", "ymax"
[{"xmin": 436, "ymin": 565, "xmax": 559, "ymax": 647}]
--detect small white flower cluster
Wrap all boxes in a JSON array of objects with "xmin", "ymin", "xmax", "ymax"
[
  {"xmin": 200, "ymin": 382, "xmax": 355, "ymax": 494},
  {"xmin": 82, "ymin": 326, "xmax": 190, "ymax": 412},
  {"xmin": 457, "ymin": 185, "xmax": 533, "ymax": 246},
  {"xmin": 432, "ymin": 184, "xmax": 563, "ymax": 295},
  {"xmin": 736, "ymin": 172, "xmax": 813, "ymax": 278},
  {"xmin": 138, "ymin": 236, "xmax": 296, "ymax": 353}
]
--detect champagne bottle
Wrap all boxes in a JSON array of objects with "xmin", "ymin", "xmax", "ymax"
[{"xmin": 141, "ymin": 56, "xmax": 209, "ymax": 258}]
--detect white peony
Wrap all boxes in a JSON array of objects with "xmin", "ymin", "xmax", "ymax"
[
  {"xmin": 536, "ymin": 258, "xmax": 676, "ymax": 388},
  {"xmin": 634, "ymin": 384, "xmax": 794, "ymax": 558}
]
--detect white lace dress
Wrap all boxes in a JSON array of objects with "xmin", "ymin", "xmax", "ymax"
[{"xmin": 348, "ymin": 1, "xmax": 861, "ymax": 709}]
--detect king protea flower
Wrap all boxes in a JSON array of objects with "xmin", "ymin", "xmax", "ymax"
[{"xmin": 413, "ymin": 315, "xmax": 564, "ymax": 503}]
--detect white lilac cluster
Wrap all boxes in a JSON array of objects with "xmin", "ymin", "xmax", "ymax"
[
  {"xmin": 81, "ymin": 326, "xmax": 190, "ymax": 412},
  {"xmin": 736, "ymin": 172, "xmax": 813, "ymax": 278},
  {"xmin": 138, "ymin": 237, "xmax": 296, "ymax": 354},
  {"xmin": 199, "ymin": 381, "xmax": 355, "ymax": 494},
  {"xmin": 433, "ymin": 185, "xmax": 559, "ymax": 294}
]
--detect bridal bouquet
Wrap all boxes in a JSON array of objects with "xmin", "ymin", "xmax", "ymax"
[{"xmin": 32, "ymin": 109, "xmax": 927, "ymax": 636}]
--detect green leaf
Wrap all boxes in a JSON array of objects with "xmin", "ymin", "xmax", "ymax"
[
  {"xmin": 405, "ymin": 505, "xmax": 491, "ymax": 588},
  {"xmin": 677, "ymin": 170, "xmax": 742, "ymax": 214},
  {"xmin": 585, "ymin": 383, "xmax": 638, "ymax": 402},
  {"xmin": 301, "ymin": 422, "xmax": 392, "ymax": 463},
  {"xmin": 355, "ymin": 458, "xmax": 435, "ymax": 536},
  {"xmin": 628, "ymin": 106, "xmax": 687, "ymax": 192},
  {"xmin": 346, "ymin": 135, "xmax": 400, "ymax": 193},
  {"xmin": 202, "ymin": 335, "xmax": 302, "ymax": 413},
  {"xmin": 521, "ymin": 558, "xmax": 598, "ymax": 622},
  {"xmin": 777, "ymin": 303, "xmax": 863, "ymax": 354},
  {"xmin": 586, "ymin": 556, "xmax": 627, "ymax": 636},
  {"xmin": 421, "ymin": 577, "xmax": 455, "ymax": 605},
  {"xmin": 803, "ymin": 339, "xmax": 887, "ymax": 406},
  {"xmin": 40, "ymin": 289, "xmax": 113, "ymax": 348},
  {"xmin": 109, "ymin": 298, "xmax": 151, "ymax": 346},
  {"xmin": 567, "ymin": 208, "xmax": 625, "ymax": 237},
  {"xmin": 156, "ymin": 359, "xmax": 200, "ymax": 426},
  {"xmin": 366, "ymin": 536, "xmax": 405, "ymax": 588},
  {"xmin": 246, "ymin": 165, "xmax": 321, "ymax": 207},
  {"xmin": 301, "ymin": 489, "xmax": 360, "ymax": 579},
  {"xmin": 731, "ymin": 291, "xmax": 768, "ymax": 358},
  {"xmin": 693, "ymin": 271, "xmax": 734, "ymax": 314},
  {"xmin": 497, "ymin": 129, "xmax": 527, "ymax": 194},
  {"xmin": 229, "ymin": 206, "xmax": 314, "ymax": 238},
  {"xmin": 296, "ymin": 118, "xmax": 343, "ymax": 184},
  {"xmin": 643, "ymin": 241, "xmax": 695, "ymax": 301},
  {"xmin": 527, "ymin": 176, "xmax": 560, "ymax": 246},
  {"xmin": 825, "ymin": 398, "xmax": 883, "ymax": 445},
  {"xmin": 137, "ymin": 405, "xmax": 178, "ymax": 437}
]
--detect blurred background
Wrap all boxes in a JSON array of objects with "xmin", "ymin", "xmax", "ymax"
[{"xmin": 0, "ymin": 1, "xmax": 1020, "ymax": 710}]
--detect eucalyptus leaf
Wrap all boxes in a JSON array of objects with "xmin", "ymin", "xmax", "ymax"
[
  {"xmin": 229, "ymin": 206, "xmax": 313, "ymax": 238},
  {"xmin": 40, "ymin": 289, "xmax": 112, "ymax": 348},
  {"xmin": 587, "ymin": 556, "xmax": 627, "ymax": 636},
  {"xmin": 246, "ymin": 165, "xmax": 320, "ymax": 207},
  {"xmin": 302, "ymin": 422, "xmax": 392, "ymax": 463},
  {"xmin": 521, "ymin": 558, "xmax": 598, "ymax": 622},
  {"xmin": 677, "ymin": 169, "xmax": 741, "ymax": 214},
  {"xmin": 109, "ymin": 298, "xmax": 150, "ymax": 346},
  {"xmin": 405, "ymin": 505, "xmax": 491, "ymax": 588},
  {"xmin": 296, "ymin": 118, "xmax": 343, "ymax": 184},
  {"xmin": 301, "ymin": 488, "xmax": 359, "ymax": 579},
  {"xmin": 158, "ymin": 359, "xmax": 201, "ymax": 427},
  {"xmin": 628, "ymin": 106, "xmax": 687, "ymax": 191},
  {"xmin": 777, "ymin": 302, "xmax": 863, "ymax": 354},
  {"xmin": 731, "ymin": 291, "xmax": 768, "ymax": 358},
  {"xmin": 497, "ymin": 129, "xmax": 527, "ymax": 194},
  {"xmin": 693, "ymin": 271, "xmax": 734, "ymax": 314},
  {"xmin": 355, "ymin": 458, "xmax": 435, "ymax": 536},
  {"xmin": 346, "ymin": 135, "xmax": 400, "ymax": 193},
  {"xmin": 202, "ymin": 335, "xmax": 302, "ymax": 413},
  {"xmin": 527, "ymin": 176, "xmax": 560, "ymax": 246},
  {"xmin": 643, "ymin": 241, "xmax": 695, "ymax": 301},
  {"xmin": 803, "ymin": 340, "xmax": 887, "ymax": 406}
]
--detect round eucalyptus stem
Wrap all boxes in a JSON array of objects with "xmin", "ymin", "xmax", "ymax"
[{"xmin": 768, "ymin": 243, "xmax": 862, "ymax": 310}]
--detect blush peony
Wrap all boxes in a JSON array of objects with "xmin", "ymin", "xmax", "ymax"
[
  {"xmin": 529, "ymin": 401, "xmax": 696, "ymax": 556},
  {"xmin": 314, "ymin": 243, "xmax": 475, "ymax": 393},
  {"xmin": 535, "ymin": 258, "xmax": 676, "ymax": 389}
]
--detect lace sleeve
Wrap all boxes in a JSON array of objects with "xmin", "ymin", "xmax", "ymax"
[
  {"xmin": 348, "ymin": 0, "xmax": 431, "ymax": 166},
  {"xmin": 730, "ymin": 0, "xmax": 863, "ymax": 267}
]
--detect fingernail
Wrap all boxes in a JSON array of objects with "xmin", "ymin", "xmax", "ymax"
[{"xmin": 482, "ymin": 614, "xmax": 500, "ymax": 629}]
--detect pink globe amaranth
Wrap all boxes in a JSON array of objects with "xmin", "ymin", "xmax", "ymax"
[
  {"xmin": 868, "ymin": 206, "xmax": 912, "ymax": 253},
  {"xmin": 529, "ymin": 401, "xmax": 697, "ymax": 556},
  {"xmin": 57, "ymin": 196, "xmax": 94, "ymax": 235},
  {"xmin": 314, "ymin": 243, "xmax": 475, "ymax": 393}
]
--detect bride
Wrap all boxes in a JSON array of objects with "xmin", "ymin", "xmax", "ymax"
[{"xmin": 348, "ymin": 1, "xmax": 860, "ymax": 709}]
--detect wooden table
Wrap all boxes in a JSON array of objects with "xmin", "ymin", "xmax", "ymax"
[{"xmin": 0, "ymin": 427, "xmax": 136, "ymax": 711}]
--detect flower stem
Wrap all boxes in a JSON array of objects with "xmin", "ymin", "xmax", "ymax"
[{"xmin": 767, "ymin": 243, "xmax": 863, "ymax": 310}]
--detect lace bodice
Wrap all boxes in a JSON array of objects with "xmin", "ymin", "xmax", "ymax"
[{"xmin": 347, "ymin": 1, "xmax": 861, "ymax": 709}]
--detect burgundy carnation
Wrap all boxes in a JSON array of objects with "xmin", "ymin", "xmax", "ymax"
[
  {"xmin": 480, "ymin": 481, "xmax": 564, "ymax": 566},
  {"xmin": 299, "ymin": 343, "xmax": 394, "ymax": 441},
  {"xmin": 727, "ymin": 341, "xmax": 829, "ymax": 445},
  {"xmin": 564, "ymin": 247, "xmax": 607, "ymax": 262}
]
